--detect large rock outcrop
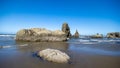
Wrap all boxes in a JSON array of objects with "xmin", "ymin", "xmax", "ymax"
[
  {"xmin": 90, "ymin": 33, "xmax": 103, "ymax": 38},
  {"xmin": 73, "ymin": 30, "xmax": 80, "ymax": 38},
  {"xmin": 38, "ymin": 48, "xmax": 70, "ymax": 63},
  {"xmin": 107, "ymin": 32, "xmax": 120, "ymax": 38},
  {"xmin": 62, "ymin": 23, "xmax": 71, "ymax": 38},
  {"xmin": 16, "ymin": 28, "xmax": 67, "ymax": 42}
]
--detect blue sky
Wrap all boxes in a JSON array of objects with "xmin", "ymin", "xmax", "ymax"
[{"xmin": 0, "ymin": 0, "xmax": 120, "ymax": 35}]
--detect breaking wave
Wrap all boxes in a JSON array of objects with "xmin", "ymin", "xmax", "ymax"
[{"xmin": 68, "ymin": 38, "xmax": 120, "ymax": 44}]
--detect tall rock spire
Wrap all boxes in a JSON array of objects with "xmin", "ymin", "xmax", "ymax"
[{"xmin": 62, "ymin": 23, "xmax": 71, "ymax": 38}]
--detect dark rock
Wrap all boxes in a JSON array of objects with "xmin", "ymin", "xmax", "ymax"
[
  {"xmin": 73, "ymin": 30, "xmax": 79, "ymax": 38},
  {"xmin": 107, "ymin": 32, "xmax": 120, "ymax": 38},
  {"xmin": 16, "ymin": 28, "xmax": 67, "ymax": 42},
  {"xmin": 62, "ymin": 23, "xmax": 71, "ymax": 38}
]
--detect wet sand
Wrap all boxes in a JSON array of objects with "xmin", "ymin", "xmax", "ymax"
[{"xmin": 0, "ymin": 42, "xmax": 120, "ymax": 68}]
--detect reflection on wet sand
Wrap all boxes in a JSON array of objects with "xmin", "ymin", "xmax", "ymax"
[{"xmin": 16, "ymin": 41, "xmax": 69, "ymax": 52}]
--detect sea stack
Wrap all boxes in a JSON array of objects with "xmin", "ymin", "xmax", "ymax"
[
  {"xmin": 16, "ymin": 28, "xmax": 67, "ymax": 42},
  {"xmin": 62, "ymin": 23, "xmax": 71, "ymax": 38},
  {"xmin": 73, "ymin": 30, "xmax": 79, "ymax": 38}
]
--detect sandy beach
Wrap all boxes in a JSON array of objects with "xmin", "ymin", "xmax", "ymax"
[{"xmin": 0, "ymin": 39, "xmax": 120, "ymax": 68}]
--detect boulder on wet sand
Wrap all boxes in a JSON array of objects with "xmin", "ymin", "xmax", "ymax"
[
  {"xmin": 16, "ymin": 28, "xmax": 67, "ymax": 42},
  {"xmin": 38, "ymin": 48, "xmax": 70, "ymax": 63}
]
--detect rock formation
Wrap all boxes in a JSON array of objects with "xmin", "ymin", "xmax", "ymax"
[
  {"xmin": 73, "ymin": 30, "xmax": 79, "ymax": 38},
  {"xmin": 16, "ymin": 28, "xmax": 67, "ymax": 42},
  {"xmin": 62, "ymin": 23, "xmax": 71, "ymax": 38},
  {"xmin": 90, "ymin": 33, "xmax": 103, "ymax": 38},
  {"xmin": 38, "ymin": 48, "xmax": 70, "ymax": 63},
  {"xmin": 107, "ymin": 32, "xmax": 120, "ymax": 38}
]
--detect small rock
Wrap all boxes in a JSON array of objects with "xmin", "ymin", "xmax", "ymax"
[
  {"xmin": 90, "ymin": 33, "xmax": 103, "ymax": 38},
  {"xmin": 73, "ymin": 30, "xmax": 79, "ymax": 38}
]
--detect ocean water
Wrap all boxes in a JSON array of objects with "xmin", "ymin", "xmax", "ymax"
[{"xmin": 0, "ymin": 35, "xmax": 120, "ymax": 68}]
